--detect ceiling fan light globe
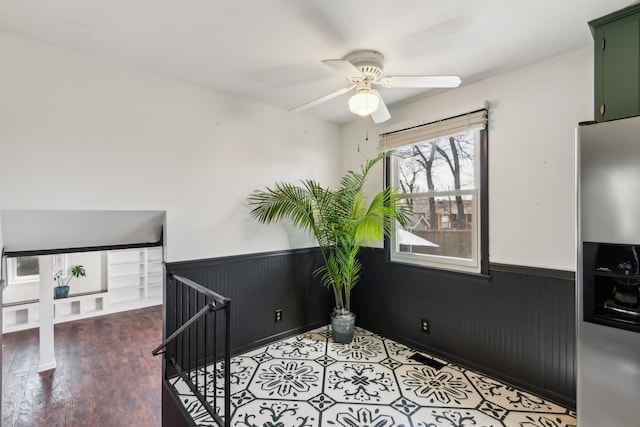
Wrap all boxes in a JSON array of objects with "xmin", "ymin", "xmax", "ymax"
[{"xmin": 348, "ymin": 92, "xmax": 379, "ymax": 116}]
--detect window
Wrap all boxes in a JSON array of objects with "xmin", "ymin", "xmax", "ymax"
[
  {"xmin": 8, "ymin": 254, "xmax": 66, "ymax": 284},
  {"xmin": 382, "ymin": 109, "xmax": 487, "ymax": 273},
  {"xmin": 8, "ymin": 256, "xmax": 40, "ymax": 283}
]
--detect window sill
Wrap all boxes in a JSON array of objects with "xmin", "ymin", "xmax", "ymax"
[{"xmin": 385, "ymin": 258, "xmax": 491, "ymax": 281}]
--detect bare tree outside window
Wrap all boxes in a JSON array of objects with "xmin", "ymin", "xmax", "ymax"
[{"xmin": 393, "ymin": 130, "xmax": 479, "ymax": 269}]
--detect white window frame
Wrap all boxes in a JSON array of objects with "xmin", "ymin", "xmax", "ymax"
[
  {"xmin": 7, "ymin": 254, "xmax": 67, "ymax": 284},
  {"xmin": 7, "ymin": 257, "xmax": 39, "ymax": 284},
  {"xmin": 388, "ymin": 128, "xmax": 483, "ymax": 274}
]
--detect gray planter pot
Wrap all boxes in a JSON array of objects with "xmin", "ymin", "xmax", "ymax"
[
  {"xmin": 54, "ymin": 285, "xmax": 70, "ymax": 299},
  {"xmin": 331, "ymin": 309, "xmax": 356, "ymax": 344}
]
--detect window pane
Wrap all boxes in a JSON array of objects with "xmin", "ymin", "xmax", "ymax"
[
  {"xmin": 396, "ymin": 131, "xmax": 475, "ymax": 194},
  {"xmin": 16, "ymin": 257, "xmax": 39, "ymax": 278},
  {"xmin": 399, "ymin": 195, "xmax": 474, "ymax": 260},
  {"xmin": 389, "ymin": 120, "xmax": 484, "ymax": 273}
]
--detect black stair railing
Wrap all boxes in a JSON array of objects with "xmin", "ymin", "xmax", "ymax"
[{"xmin": 152, "ymin": 273, "xmax": 231, "ymax": 427}]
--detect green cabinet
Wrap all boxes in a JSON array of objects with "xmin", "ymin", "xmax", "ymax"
[{"xmin": 590, "ymin": 4, "xmax": 640, "ymax": 122}]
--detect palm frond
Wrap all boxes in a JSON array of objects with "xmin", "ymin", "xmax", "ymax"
[
  {"xmin": 248, "ymin": 182, "xmax": 314, "ymax": 230},
  {"xmin": 339, "ymin": 152, "xmax": 387, "ymax": 194},
  {"xmin": 314, "ymin": 253, "xmax": 344, "ymax": 309},
  {"xmin": 351, "ymin": 187, "xmax": 408, "ymax": 242},
  {"xmin": 302, "ymin": 180, "xmax": 336, "ymax": 248},
  {"xmin": 248, "ymin": 152, "xmax": 402, "ymax": 312}
]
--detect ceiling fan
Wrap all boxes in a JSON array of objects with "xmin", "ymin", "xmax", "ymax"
[{"xmin": 290, "ymin": 50, "xmax": 461, "ymax": 123}]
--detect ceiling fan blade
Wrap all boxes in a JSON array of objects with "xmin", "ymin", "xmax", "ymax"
[
  {"xmin": 378, "ymin": 75, "xmax": 461, "ymax": 88},
  {"xmin": 370, "ymin": 90, "xmax": 391, "ymax": 124},
  {"xmin": 289, "ymin": 85, "xmax": 355, "ymax": 113},
  {"xmin": 321, "ymin": 59, "xmax": 364, "ymax": 79}
]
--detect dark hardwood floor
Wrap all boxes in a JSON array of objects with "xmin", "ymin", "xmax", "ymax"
[{"xmin": 2, "ymin": 305, "xmax": 162, "ymax": 427}]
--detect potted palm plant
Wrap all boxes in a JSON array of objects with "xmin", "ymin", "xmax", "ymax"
[
  {"xmin": 248, "ymin": 153, "xmax": 408, "ymax": 343},
  {"xmin": 53, "ymin": 265, "xmax": 86, "ymax": 298}
]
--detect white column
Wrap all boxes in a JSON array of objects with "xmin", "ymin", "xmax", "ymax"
[{"xmin": 38, "ymin": 255, "xmax": 56, "ymax": 372}]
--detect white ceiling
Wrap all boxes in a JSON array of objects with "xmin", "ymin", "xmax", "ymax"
[{"xmin": 0, "ymin": 0, "xmax": 634, "ymax": 123}]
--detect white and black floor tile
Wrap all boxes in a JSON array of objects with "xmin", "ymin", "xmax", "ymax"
[{"xmin": 169, "ymin": 326, "xmax": 577, "ymax": 426}]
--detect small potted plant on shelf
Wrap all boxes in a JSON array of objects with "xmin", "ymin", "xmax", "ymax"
[
  {"xmin": 248, "ymin": 153, "xmax": 408, "ymax": 343},
  {"xmin": 54, "ymin": 265, "xmax": 86, "ymax": 298}
]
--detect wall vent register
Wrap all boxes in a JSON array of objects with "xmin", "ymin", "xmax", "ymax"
[{"xmin": 583, "ymin": 242, "xmax": 640, "ymax": 333}]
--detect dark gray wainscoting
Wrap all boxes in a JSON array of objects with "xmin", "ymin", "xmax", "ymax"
[
  {"xmin": 163, "ymin": 247, "xmax": 576, "ymax": 409},
  {"xmin": 352, "ymin": 248, "xmax": 576, "ymax": 408},
  {"xmin": 165, "ymin": 248, "xmax": 334, "ymax": 355}
]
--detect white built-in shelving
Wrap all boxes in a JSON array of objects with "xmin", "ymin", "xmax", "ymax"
[
  {"xmin": 3, "ymin": 292, "xmax": 109, "ymax": 332},
  {"xmin": 2, "ymin": 247, "xmax": 163, "ymax": 333},
  {"xmin": 3, "ymin": 301, "xmax": 39, "ymax": 331},
  {"xmin": 107, "ymin": 247, "xmax": 163, "ymax": 310}
]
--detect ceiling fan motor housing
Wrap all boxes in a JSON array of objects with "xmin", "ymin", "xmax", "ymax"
[
  {"xmin": 344, "ymin": 50, "xmax": 384, "ymax": 82},
  {"xmin": 291, "ymin": 48, "xmax": 459, "ymax": 124}
]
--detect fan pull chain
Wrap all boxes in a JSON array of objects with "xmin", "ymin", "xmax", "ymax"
[
  {"xmin": 357, "ymin": 115, "xmax": 361, "ymax": 152},
  {"xmin": 356, "ymin": 115, "xmax": 372, "ymax": 153},
  {"xmin": 355, "ymin": 116, "xmax": 375, "ymax": 152}
]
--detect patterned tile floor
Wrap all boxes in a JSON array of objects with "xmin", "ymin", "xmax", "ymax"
[{"xmin": 170, "ymin": 326, "xmax": 576, "ymax": 427}]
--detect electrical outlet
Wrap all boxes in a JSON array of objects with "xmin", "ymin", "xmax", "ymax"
[
  {"xmin": 275, "ymin": 309, "xmax": 283, "ymax": 322},
  {"xmin": 421, "ymin": 318, "xmax": 430, "ymax": 333}
]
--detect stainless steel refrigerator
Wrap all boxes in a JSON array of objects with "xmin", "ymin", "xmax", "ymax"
[{"xmin": 577, "ymin": 116, "xmax": 640, "ymax": 427}]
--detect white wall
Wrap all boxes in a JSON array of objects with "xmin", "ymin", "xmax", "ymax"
[
  {"xmin": 0, "ymin": 29, "xmax": 591, "ymax": 270},
  {"xmin": 0, "ymin": 31, "xmax": 341, "ymax": 262},
  {"xmin": 341, "ymin": 46, "xmax": 593, "ymax": 271},
  {"xmin": 3, "ymin": 252, "xmax": 103, "ymax": 305}
]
